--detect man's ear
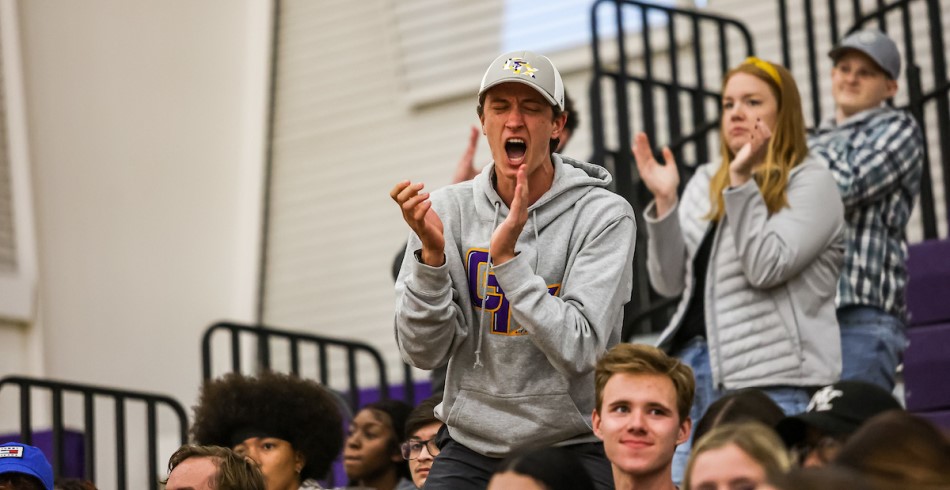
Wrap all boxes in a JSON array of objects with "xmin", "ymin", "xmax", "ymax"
[
  {"xmin": 295, "ymin": 450, "xmax": 306, "ymax": 474},
  {"xmin": 551, "ymin": 110, "xmax": 568, "ymax": 139},
  {"xmin": 884, "ymin": 78, "xmax": 899, "ymax": 100},
  {"xmin": 677, "ymin": 417, "xmax": 692, "ymax": 446},
  {"xmin": 592, "ymin": 409, "xmax": 604, "ymax": 440}
]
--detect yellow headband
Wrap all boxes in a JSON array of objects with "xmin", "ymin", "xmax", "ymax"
[{"xmin": 743, "ymin": 57, "xmax": 782, "ymax": 87}]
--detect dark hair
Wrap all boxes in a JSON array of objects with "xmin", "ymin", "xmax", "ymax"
[
  {"xmin": 834, "ymin": 410, "xmax": 950, "ymax": 488},
  {"xmin": 190, "ymin": 371, "xmax": 344, "ymax": 481},
  {"xmin": 53, "ymin": 478, "xmax": 97, "ymax": 490},
  {"xmin": 563, "ymin": 91, "xmax": 579, "ymax": 134},
  {"xmin": 361, "ymin": 399, "xmax": 414, "ymax": 481},
  {"xmin": 404, "ymin": 395, "xmax": 443, "ymax": 440},
  {"xmin": 495, "ymin": 447, "xmax": 596, "ymax": 490},
  {"xmin": 692, "ymin": 388, "xmax": 785, "ymax": 443},
  {"xmin": 0, "ymin": 473, "xmax": 44, "ymax": 490},
  {"xmin": 164, "ymin": 445, "xmax": 265, "ymax": 490}
]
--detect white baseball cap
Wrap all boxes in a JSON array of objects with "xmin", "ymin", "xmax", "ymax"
[{"xmin": 478, "ymin": 50, "xmax": 565, "ymax": 111}]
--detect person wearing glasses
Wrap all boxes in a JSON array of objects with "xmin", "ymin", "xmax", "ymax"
[{"xmin": 401, "ymin": 396, "xmax": 444, "ymax": 488}]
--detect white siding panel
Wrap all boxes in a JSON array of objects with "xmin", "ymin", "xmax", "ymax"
[{"xmin": 265, "ymin": 0, "xmax": 487, "ymax": 387}]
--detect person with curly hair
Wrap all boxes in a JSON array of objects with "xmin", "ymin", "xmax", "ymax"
[{"xmin": 190, "ymin": 371, "xmax": 345, "ymax": 490}]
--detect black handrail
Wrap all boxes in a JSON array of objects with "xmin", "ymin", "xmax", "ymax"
[
  {"xmin": 201, "ymin": 321, "xmax": 415, "ymax": 410},
  {"xmin": 0, "ymin": 375, "xmax": 188, "ymax": 490}
]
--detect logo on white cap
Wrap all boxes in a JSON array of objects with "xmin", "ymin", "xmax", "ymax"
[
  {"xmin": 0, "ymin": 446, "xmax": 24, "ymax": 458},
  {"xmin": 503, "ymin": 58, "xmax": 538, "ymax": 79},
  {"xmin": 808, "ymin": 386, "xmax": 844, "ymax": 412}
]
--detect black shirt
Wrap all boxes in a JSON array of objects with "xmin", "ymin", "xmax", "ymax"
[{"xmin": 670, "ymin": 222, "xmax": 717, "ymax": 353}]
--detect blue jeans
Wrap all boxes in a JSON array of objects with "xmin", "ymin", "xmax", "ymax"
[
  {"xmin": 669, "ymin": 338, "xmax": 811, "ymax": 485},
  {"xmin": 837, "ymin": 305, "xmax": 907, "ymax": 393}
]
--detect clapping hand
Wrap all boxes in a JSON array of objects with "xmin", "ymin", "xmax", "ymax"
[
  {"xmin": 490, "ymin": 165, "xmax": 529, "ymax": 265},
  {"xmin": 390, "ymin": 181, "xmax": 445, "ymax": 266},
  {"xmin": 632, "ymin": 132, "xmax": 680, "ymax": 217}
]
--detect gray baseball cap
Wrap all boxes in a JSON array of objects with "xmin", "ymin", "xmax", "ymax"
[
  {"xmin": 478, "ymin": 50, "xmax": 565, "ymax": 111},
  {"xmin": 829, "ymin": 29, "xmax": 901, "ymax": 79}
]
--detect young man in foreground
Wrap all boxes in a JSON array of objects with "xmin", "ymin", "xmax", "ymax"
[{"xmin": 593, "ymin": 344, "xmax": 694, "ymax": 490}]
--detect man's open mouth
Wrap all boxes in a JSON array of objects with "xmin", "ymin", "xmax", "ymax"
[{"xmin": 505, "ymin": 138, "xmax": 527, "ymax": 162}]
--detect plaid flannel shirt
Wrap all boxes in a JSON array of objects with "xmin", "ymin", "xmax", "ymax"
[{"xmin": 808, "ymin": 106, "xmax": 923, "ymax": 321}]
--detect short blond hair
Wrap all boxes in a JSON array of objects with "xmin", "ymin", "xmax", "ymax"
[
  {"xmin": 165, "ymin": 445, "xmax": 265, "ymax": 490},
  {"xmin": 594, "ymin": 343, "xmax": 694, "ymax": 422}
]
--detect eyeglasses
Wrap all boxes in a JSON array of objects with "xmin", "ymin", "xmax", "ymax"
[
  {"xmin": 791, "ymin": 436, "xmax": 843, "ymax": 466},
  {"xmin": 400, "ymin": 438, "xmax": 440, "ymax": 460}
]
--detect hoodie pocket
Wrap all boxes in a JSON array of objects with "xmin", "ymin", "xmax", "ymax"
[{"xmin": 446, "ymin": 388, "xmax": 591, "ymax": 453}]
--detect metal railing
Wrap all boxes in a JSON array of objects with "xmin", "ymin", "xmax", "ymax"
[
  {"xmin": 0, "ymin": 376, "xmax": 188, "ymax": 490},
  {"xmin": 201, "ymin": 321, "xmax": 415, "ymax": 410}
]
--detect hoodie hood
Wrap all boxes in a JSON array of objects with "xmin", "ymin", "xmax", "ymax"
[{"xmin": 473, "ymin": 154, "xmax": 614, "ymax": 230}]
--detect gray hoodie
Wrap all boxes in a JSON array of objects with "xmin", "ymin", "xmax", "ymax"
[{"xmin": 394, "ymin": 154, "xmax": 636, "ymax": 457}]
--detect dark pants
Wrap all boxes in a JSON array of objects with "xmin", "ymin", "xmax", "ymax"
[{"xmin": 423, "ymin": 425, "xmax": 614, "ymax": 490}]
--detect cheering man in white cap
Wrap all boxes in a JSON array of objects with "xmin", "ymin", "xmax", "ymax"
[
  {"xmin": 809, "ymin": 29, "xmax": 923, "ymax": 392},
  {"xmin": 390, "ymin": 50, "xmax": 636, "ymax": 490}
]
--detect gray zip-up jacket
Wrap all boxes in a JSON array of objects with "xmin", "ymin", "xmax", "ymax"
[
  {"xmin": 647, "ymin": 158, "xmax": 844, "ymax": 389},
  {"xmin": 394, "ymin": 154, "xmax": 636, "ymax": 458}
]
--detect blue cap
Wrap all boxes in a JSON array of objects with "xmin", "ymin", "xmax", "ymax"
[{"xmin": 0, "ymin": 442, "xmax": 54, "ymax": 490}]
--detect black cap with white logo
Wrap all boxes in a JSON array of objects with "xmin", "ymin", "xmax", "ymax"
[{"xmin": 776, "ymin": 381, "xmax": 903, "ymax": 447}]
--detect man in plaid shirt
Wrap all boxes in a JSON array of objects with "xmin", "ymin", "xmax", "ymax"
[{"xmin": 809, "ymin": 29, "xmax": 923, "ymax": 391}]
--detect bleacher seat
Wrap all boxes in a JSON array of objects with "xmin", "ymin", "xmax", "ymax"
[{"xmin": 902, "ymin": 239, "xmax": 950, "ymax": 428}]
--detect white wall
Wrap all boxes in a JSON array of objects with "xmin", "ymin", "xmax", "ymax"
[{"xmin": 0, "ymin": 0, "xmax": 271, "ymax": 486}]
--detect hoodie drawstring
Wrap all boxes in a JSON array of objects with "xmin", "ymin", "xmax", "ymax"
[
  {"xmin": 474, "ymin": 201, "xmax": 502, "ymax": 368},
  {"xmin": 532, "ymin": 210, "xmax": 540, "ymax": 272}
]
